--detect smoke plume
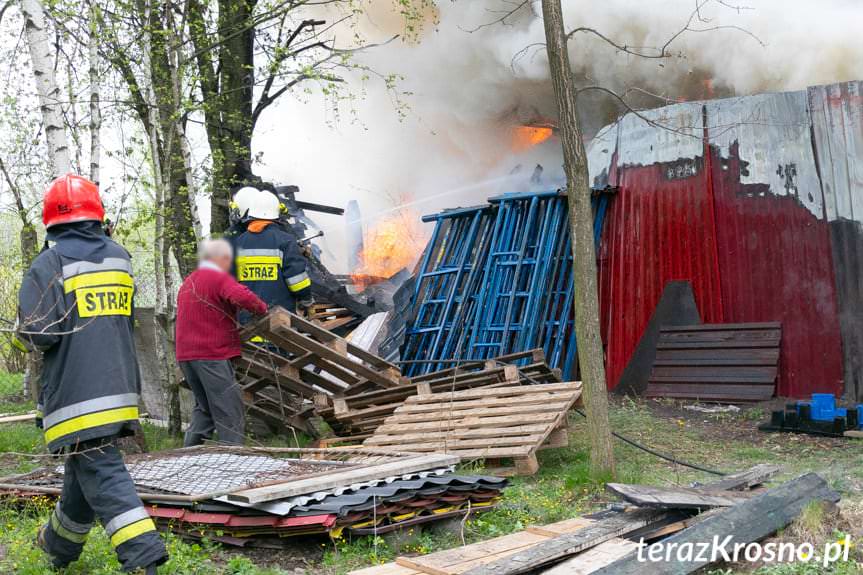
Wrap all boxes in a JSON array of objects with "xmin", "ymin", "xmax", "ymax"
[{"xmin": 254, "ymin": 0, "xmax": 863, "ymax": 272}]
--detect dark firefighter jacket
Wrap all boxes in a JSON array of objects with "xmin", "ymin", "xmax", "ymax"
[
  {"xmin": 18, "ymin": 222, "xmax": 141, "ymax": 453},
  {"xmin": 231, "ymin": 221, "xmax": 311, "ymax": 320}
]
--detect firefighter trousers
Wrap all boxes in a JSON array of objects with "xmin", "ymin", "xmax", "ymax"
[
  {"xmin": 42, "ymin": 439, "xmax": 167, "ymax": 571},
  {"xmin": 180, "ymin": 359, "xmax": 245, "ymax": 446}
]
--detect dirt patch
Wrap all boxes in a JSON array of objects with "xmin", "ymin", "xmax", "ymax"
[{"xmin": 217, "ymin": 536, "xmax": 328, "ymax": 574}]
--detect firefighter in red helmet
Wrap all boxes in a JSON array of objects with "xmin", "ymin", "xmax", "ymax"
[{"xmin": 18, "ymin": 175, "xmax": 167, "ymax": 573}]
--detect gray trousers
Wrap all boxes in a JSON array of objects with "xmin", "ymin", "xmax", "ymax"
[
  {"xmin": 43, "ymin": 439, "xmax": 167, "ymax": 571},
  {"xmin": 180, "ymin": 359, "xmax": 245, "ymax": 446}
]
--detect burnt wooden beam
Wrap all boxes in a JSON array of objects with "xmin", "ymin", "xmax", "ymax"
[{"xmin": 592, "ymin": 473, "xmax": 839, "ymax": 575}]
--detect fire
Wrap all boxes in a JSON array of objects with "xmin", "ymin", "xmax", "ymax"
[
  {"xmin": 351, "ymin": 206, "xmax": 427, "ymax": 290},
  {"xmin": 511, "ymin": 125, "xmax": 554, "ymax": 152}
]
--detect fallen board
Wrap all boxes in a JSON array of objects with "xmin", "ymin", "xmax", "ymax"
[
  {"xmin": 645, "ymin": 322, "xmax": 781, "ymax": 402},
  {"xmin": 543, "ymin": 539, "xmax": 640, "ymax": 575},
  {"xmin": 591, "ymin": 473, "xmax": 840, "ymax": 575},
  {"xmin": 605, "ymin": 483, "xmax": 751, "ymax": 509},
  {"xmin": 349, "ymin": 517, "xmax": 595, "ymax": 575},
  {"xmin": 363, "ymin": 383, "xmax": 582, "ymax": 475},
  {"xmin": 461, "ymin": 510, "xmax": 662, "ymax": 575}
]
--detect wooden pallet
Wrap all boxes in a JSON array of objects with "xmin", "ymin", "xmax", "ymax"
[
  {"xmin": 239, "ymin": 307, "xmax": 403, "ymax": 392},
  {"xmin": 363, "ymin": 383, "xmax": 582, "ymax": 475},
  {"xmin": 317, "ymin": 350, "xmax": 561, "ymax": 440},
  {"xmin": 644, "ymin": 322, "xmax": 781, "ymax": 402},
  {"xmin": 233, "ymin": 307, "xmax": 404, "ymax": 436}
]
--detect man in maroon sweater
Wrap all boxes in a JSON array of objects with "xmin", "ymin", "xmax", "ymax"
[{"xmin": 176, "ymin": 238, "xmax": 268, "ymax": 446}]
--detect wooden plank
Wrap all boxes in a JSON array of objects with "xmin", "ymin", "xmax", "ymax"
[
  {"xmin": 543, "ymin": 539, "xmax": 639, "ymax": 575},
  {"xmin": 372, "ymin": 412, "xmax": 562, "ymax": 434},
  {"xmin": 395, "ymin": 532, "xmax": 550, "ymax": 575},
  {"xmin": 698, "ymin": 464, "xmax": 781, "ymax": 492},
  {"xmin": 227, "ymin": 453, "xmax": 460, "ymax": 504},
  {"xmin": 656, "ymin": 338, "xmax": 782, "ymax": 350},
  {"xmin": 377, "ymin": 401, "xmax": 574, "ymax": 425},
  {"xmin": 373, "ymin": 445, "xmax": 535, "ymax": 458},
  {"xmin": 648, "ymin": 374, "xmax": 776, "ymax": 384},
  {"xmin": 396, "ymin": 392, "xmax": 579, "ymax": 414},
  {"xmin": 650, "ymin": 366, "xmax": 778, "ymax": 379},
  {"xmin": 591, "ymin": 473, "xmax": 839, "ymax": 575},
  {"xmin": 606, "ymin": 483, "xmax": 750, "ymax": 509},
  {"xmin": 660, "ymin": 322, "xmax": 782, "ymax": 332},
  {"xmin": 278, "ymin": 308, "xmax": 399, "ymax": 371},
  {"xmin": 0, "ymin": 412, "xmax": 36, "ymax": 424},
  {"xmin": 364, "ymin": 425, "xmax": 552, "ymax": 445},
  {"xmin": 461, "ymin": 510, "xmax": 664, "ymax": 575},
  {"xmin": 407, "ymin": 383, "xmax": 580, "ymax": 402},
  {"xmin": 644, "ymin": 384, "xmax": 774, "ymax": 401},
  {"xmin": 394, "ymin": 517, "xmax": 593, "ymax": 575}
]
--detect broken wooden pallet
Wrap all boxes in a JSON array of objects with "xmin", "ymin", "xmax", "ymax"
[
  {"xmin": 241, "ymin": 306, "xmax": 403, "ymax": 392},
  {"xmin": 644, "ymin": 322, "xmax": 781, "ymax": 402},
  {"xmin": 363, "ymin": 383, "xmax": 582, "ymax": 475}
]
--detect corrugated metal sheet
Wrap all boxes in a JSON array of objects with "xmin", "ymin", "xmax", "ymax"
[
  {"xmin": 810, "ymin": 81, "xmax": 863, "ymax": 400},
  {"xmin": 596, "ymin": 87, "xmax": 850, "ymax": 398},
  {"xmin": 598, "ymin": 104, "xmax": 725, "ymax": 393},
  {"xmin": 706, "ymin": 92, "xmax": 842, "ymax": 399}
]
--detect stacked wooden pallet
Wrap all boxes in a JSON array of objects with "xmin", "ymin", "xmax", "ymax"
[
  {"xmin": 363, "ymin": 383, "xmax": 582, "ymax": 476},
  {"xmin": 316, "ymin": 349, "xmax": 561, "ymax": 443},
  {"xmin": 644, "ymin": 322, "xmax": 782, "ymax": 402},
  {"xmin": 235, "ymin": 307, "xmax": 404, "ymax": 435}
]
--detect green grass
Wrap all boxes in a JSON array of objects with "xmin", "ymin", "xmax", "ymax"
[{"xmin": 1, "ymin": 377, "xmax": 862, "ymax": 574}]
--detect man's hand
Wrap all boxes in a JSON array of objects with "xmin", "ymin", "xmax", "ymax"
[{"xmin": 297, "ymin": 297, "xmax": 315, "ymax": 316}]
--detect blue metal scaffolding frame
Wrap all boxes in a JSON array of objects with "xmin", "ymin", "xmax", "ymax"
[{"xmin": 402, "ymin": 190, "xmax": 610, "ymax": 379}]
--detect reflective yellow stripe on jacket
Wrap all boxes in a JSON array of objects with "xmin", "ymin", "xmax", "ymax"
[
  {"xmin": 287, "ymin": 271, "xmax": 311, "ymax": 292},
  {"xmin": 62, "ymin": 258, "xmax": 135, "ymax": 317},
  {"xmin": 43, "ymin": 393, "xmax": 140, "ymax": 444}
]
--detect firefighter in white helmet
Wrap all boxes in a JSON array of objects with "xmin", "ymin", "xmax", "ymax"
[{"xmin": 229, "ymin": 187, "xmax": 313, "ymax": 320}]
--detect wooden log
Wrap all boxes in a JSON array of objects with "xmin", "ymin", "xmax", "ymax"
[{"xmin": 591, "ymin": 473, "xmax": 840, "ymax": 575}]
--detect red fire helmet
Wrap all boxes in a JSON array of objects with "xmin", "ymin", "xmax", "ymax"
[{"xmin": 42, "ymin": 174, "xmax": 105, "ymax": 229}]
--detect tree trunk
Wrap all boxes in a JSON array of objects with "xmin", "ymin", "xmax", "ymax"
[
  {"xmin": 20, "ymin": 0, "xmax": 72, "ymax": 177},
  {"xmin": 20, "ymin": 223, "xmax": 40, "ymax": 401},
  {"xmin": 88, "ymin": 0, "xmax": 101, "ymax": 183},
  {"xmin": 541, "ymin": 0, "xmax": 615, "ymax": 478},
  {"xmin": 208, "ymin": 0, "xmax": 255, "ymax": 233}
]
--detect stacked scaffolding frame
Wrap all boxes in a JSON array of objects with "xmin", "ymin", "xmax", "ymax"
[{"xmin": 402, "ymin": 190, "xmax": 610, "ymax": 379}]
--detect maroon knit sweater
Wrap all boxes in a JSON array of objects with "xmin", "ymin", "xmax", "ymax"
[{"xmin": 175, "ymin": 267, "xmax": 268, "ymax": 361}]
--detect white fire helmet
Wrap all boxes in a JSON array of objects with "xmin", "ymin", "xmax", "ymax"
[{"xmin": 232, "ymin": 186, "xmax": 281, "ymax": 221}]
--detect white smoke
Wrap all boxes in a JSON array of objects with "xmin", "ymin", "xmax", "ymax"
[{"xmin": 253, "ymin": 0, "xmax": 863, "ymax": 272}]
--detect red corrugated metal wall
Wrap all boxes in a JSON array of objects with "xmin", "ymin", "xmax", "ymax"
[
  {"xmin": 709, "ymin": 142, "xmax": 843, "ymax": 397},
  {"xmin": 598, "ymin": 100, "xmax": 844, "ymax": 398}
]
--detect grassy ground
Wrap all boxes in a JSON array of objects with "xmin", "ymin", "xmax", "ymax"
[{"xmin": 0, "ymin": 375, "xmax": 861, "ymax": 574}]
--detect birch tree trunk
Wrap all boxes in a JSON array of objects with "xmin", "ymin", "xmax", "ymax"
[
  {"xmin": 88, "ymin": 1, "xmax": 101, "ymax": 183},
  {"xmin": 541, "ymin": 0, "xmax": 615, "ymax": 477},
  {"xmin": 19, "ymin": 0, "xmax": 72, "ymax": 177}
]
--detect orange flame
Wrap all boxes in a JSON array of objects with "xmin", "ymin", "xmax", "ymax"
[
  {"xmin": 511, "ymin": 125, "xmax": 554, "ymax": 153},
  {"xmin": 351, "ymin": 206, "xmax": 427, "ymax": 290}
]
